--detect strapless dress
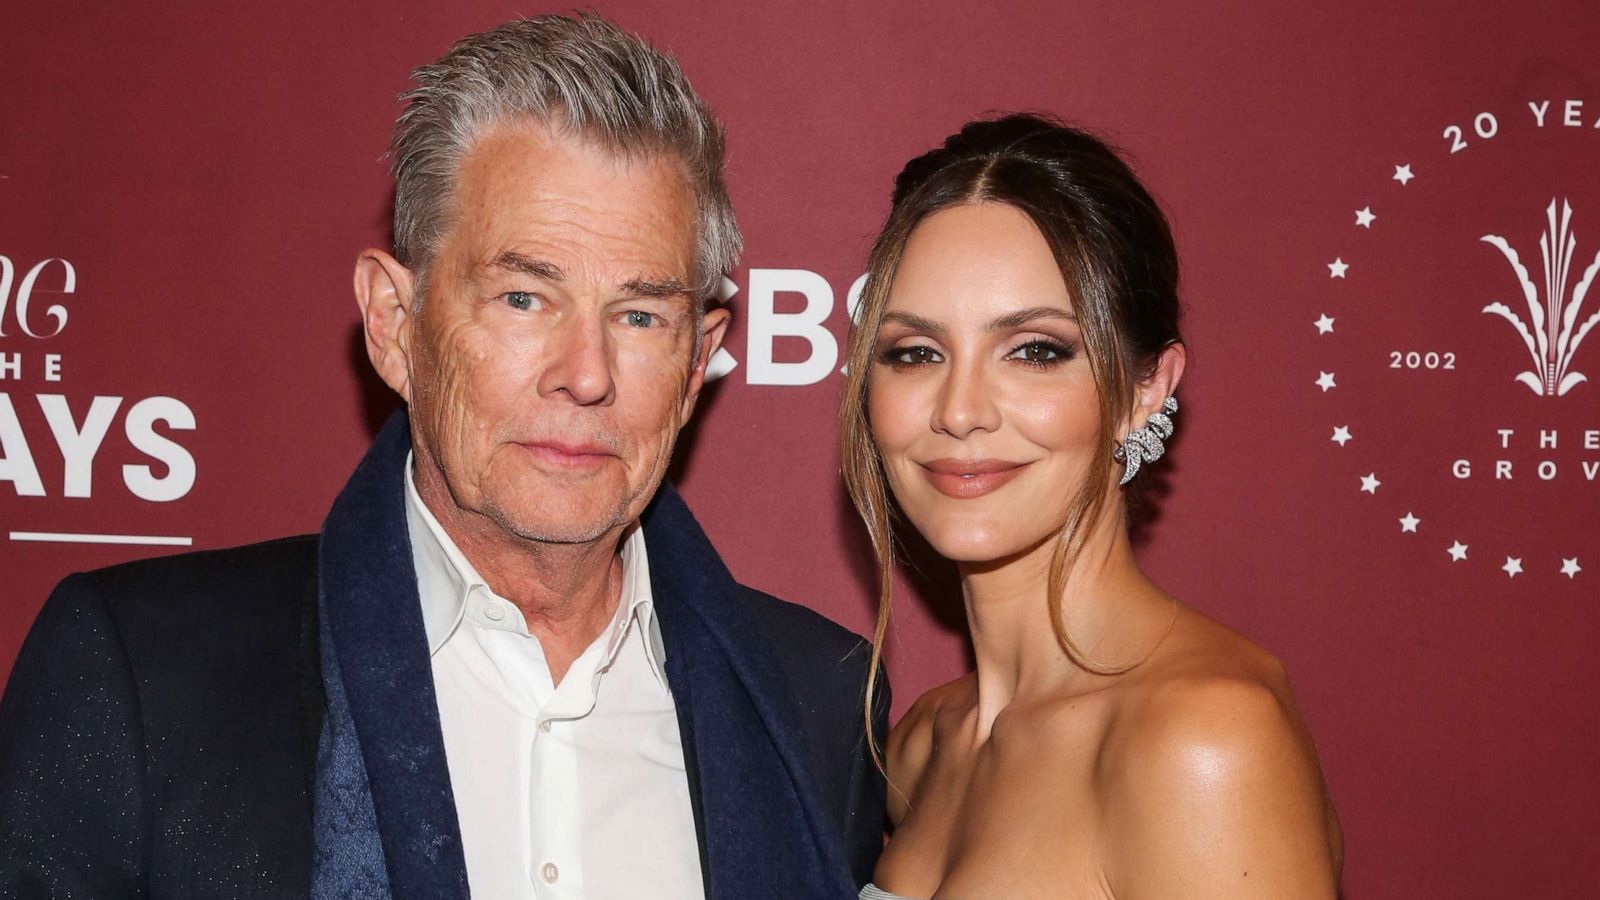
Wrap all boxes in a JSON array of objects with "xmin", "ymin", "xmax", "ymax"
[{"xmin": 860, "ymin": 884, "xmax": 920, "ymax": 900}]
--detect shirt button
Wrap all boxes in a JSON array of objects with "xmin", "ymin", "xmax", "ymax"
[
  {"xmin": 538, "ymin": 719, "xmax": 552, "ymax": 733},
  {"xmin": 540, "ymin": 862, "xmax": 559, "ymax": 884},
  {"xmin": 484, "ymin": 603, "xmax": 505, "ymax": 622}
]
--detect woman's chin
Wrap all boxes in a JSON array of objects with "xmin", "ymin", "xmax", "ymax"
[{"xmin": 916, "ymin": 524, "xmax": 1046, "ymax": 566}]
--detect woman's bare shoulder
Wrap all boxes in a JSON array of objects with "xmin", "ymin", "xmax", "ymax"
[
  {"xmin": 1108, "ymin": 608, "xmax": 1319, "ymax": 781},
  {"xmin": 1097, "ymin": 608, "xmax": 1342, "ymax": 897},
  {"xmin": 884, "ymin": 674, "xmax": 974, "ymax": 826}
]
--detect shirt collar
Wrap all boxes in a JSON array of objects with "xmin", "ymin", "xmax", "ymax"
[{"xmin": 403, "ymin": 452, "xmax": 667, "ymax": 685}]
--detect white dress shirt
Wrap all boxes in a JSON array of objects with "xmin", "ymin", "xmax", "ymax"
[{"xmin": 404, "ymin": 458, "xmax": 704, "ymax": 899}]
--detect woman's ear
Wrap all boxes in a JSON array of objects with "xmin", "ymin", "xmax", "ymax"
[{"xmin": 1128, "ymin": 342, "xmax": 1187, "ymax": 428}]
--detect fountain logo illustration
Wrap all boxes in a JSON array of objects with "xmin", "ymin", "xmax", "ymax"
[{"xmin": 1480, "ymin": 199, "xmax": 1600, "ymax": 397}]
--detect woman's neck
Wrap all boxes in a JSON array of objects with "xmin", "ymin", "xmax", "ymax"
[{"xmin": 957, "ymin": 511, "xmax": 1170, "ymax": 737}]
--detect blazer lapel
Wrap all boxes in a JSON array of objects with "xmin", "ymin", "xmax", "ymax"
[
  {"xmin": 645, "ymin": 485, "xmax": 857, "ymax": 900},
  {"xmin": 319, "ymin": 411, "xmax": 469, "ymax": 900},
  {"xmin": 318, "ymin": 417, "xmax": 850, "ymax": 900}
]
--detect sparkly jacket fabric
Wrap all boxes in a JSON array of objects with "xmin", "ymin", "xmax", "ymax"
[{"xmin": 0, "ymin": 412, "xmax": 888, "ymax": 899}]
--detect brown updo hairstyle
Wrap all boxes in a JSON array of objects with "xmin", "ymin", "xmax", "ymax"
[{"xmin": 841, "ymin": 114, "xmax": 1184, "ymax": 758}]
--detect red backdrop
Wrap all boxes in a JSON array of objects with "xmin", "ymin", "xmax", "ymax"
[{"xmin": 3, "ymin": 2, "xmax": 1597, "ymax": 896}]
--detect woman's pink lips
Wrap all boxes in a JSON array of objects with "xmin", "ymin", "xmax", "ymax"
[
  {"xmin": 517, "ymin": 440, "xmax": 614, "ymax": 469},
  {"xmin": 919, "ymin": 459, "xmax": 1030, "ymax": 499}
]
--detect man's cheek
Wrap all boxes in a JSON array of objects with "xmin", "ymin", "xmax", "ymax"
[
  {"xmin": 620, "ymin": 348, "xmax": 687, "ymax": 404},
  {"xmin": 428, "ymin": 354, "xmax": 495, "ymax": 463}
]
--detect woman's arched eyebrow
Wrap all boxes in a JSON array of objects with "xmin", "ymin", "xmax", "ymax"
[
  {"xmin": 988, "ymin": 306, "xmax": 1078, "ymax": 330},
  {"xmin": 879, "ymin": 311, "xmax": 947, "ymax": 338},
  {"xmin": 879, "ymin": 307, "xmax": 1077, "ymax": 336}
]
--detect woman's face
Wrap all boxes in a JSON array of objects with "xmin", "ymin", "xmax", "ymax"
[{"xmin": 867, "ymin": 202, "xmax": 1104, "ymax": 563}]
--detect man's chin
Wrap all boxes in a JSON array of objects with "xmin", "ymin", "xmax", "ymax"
[
  {"xmin": 503, "ymin": 519, "xmax": 621, "ymax": 546},
  {"xmin": 473, "ymin": 464, "xmax": 652, "ymax": 546},
  {"xmin": 485, "ymin": 495, "xmax": 634, "ymax": 547}
]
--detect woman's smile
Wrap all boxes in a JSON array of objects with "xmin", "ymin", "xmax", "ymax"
[{"xmin": 918, "ymin": 458, "xmax": 1032, "ymax": 498}]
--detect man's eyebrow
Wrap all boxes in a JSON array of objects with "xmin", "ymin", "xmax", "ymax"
[
  {"xmin": 620, "ymin": 276, "xmax": 696, "ymax": 300},
  {"xmin": 488, "ymin": 251, "xmax": 564, "ymax": 280},
  {"xmin": 988, "ymin": 306, "xmax": 1078, "ymax": 330}
]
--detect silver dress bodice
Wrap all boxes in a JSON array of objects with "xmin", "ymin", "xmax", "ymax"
[{"xmin": 860, "ymin": 884, "xmax": 921, "ymax": 900}]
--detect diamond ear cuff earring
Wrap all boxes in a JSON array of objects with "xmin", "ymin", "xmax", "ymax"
[{"xmin": 1114, "ymin": 396, "xmax": 1178, "ymax": 487}]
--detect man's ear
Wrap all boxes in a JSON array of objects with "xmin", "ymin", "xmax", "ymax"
[
  {"xmin": 354, "ymin": 249, "xmax": 418, "ymax": 403},
  {"xmin": 1126, "ymin": 341, "xmax": 1188, "ymax": 431},
  {"xmin": 679, "ymin": 304, "xmax": 731, "ymax": 427}
]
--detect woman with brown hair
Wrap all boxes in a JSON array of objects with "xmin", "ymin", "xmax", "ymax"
[{"xmin": 841, "ymin": 114, "xmax": 1342, "ymax": 899}]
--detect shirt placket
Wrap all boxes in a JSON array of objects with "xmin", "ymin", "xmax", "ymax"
[{"xmin": 527, "ymin": 643, "xmax": 607, "ymax": 897}]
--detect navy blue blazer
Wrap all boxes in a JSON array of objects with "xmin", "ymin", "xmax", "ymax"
[{"xmin": 0, "ymin": 414, "xmax": 887, "ymax": 899}]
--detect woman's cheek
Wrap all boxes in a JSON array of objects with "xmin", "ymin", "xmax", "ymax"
[
  {"xmin": 867, "ymin": 377, "xmax": 920, "ymax": 455},
  {"xmin": 1005, "ymin": 376, "xmax": 1100, "ymax": 452}
]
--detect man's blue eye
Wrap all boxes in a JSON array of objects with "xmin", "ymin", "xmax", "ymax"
[
  {"xmin": 624, "ymin": 311, "xmax": 654, "ymax": 328},
  {"xmin": 505, "ymin": 291, "xmax": 537, "ymax": 311}
]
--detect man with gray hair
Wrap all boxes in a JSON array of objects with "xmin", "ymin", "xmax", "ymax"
[{"xmin": 0, "ymin": 14, "xmax": 886, "ymax": 900}]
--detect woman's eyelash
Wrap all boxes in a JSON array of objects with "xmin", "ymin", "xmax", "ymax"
[
  {"xmin": 1009, "ymin": 339, "xmax": 1075, "ymax": 366},
  {"xmin": 874, "ymin": 340, "xmax": 1076, "ymax": 369},
  {"xmin": 876, "ymin": 345, "xmax": 940, "ymax": 367}
]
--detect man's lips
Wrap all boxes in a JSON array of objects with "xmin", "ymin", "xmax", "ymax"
[
  {"xmin": 919, "ymin": 458, "xmax": 1030, "ymax": 499},
  {"xmin": 516, "ymin": 440, "xmax": 616, "ymax": 468}
]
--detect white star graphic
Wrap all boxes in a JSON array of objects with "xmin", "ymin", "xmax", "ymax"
[
  {"xmin": 1360, "ymin": 473, "xmax": 1380, "ymax": 494},
  {"xmin": 1447, "ymin": 541, "xmax": 1468, "ymax": 562},
  {"xmin": 1328, "ymin": 258, "xmax": 1349, "ymax": 278},
  {"xmin": 1356, "ymin": 207, "xmax": 1376, "ymax": 228},
  {"xmin": 1315, "ymin": 314, "xmax": 1336, "ymax": 334},
  {"xmin": 1502, "ymin": 557, "xmax": 1523, "ymax": 578},
  {"xmin": 1561, "ymin": 558, "xmax": 1583, "ymax": 579},
  {"xmin": 1331, "ymin": 426, "xmax": 1352, "ymax": 446},
  {"xmin": 1316, "ymin": 371, "xmax": 1337, "ymax": 392},
  {"xmin": 1399, "ymin": 512, "xmax": 1420, "ymax": 533},
  {"xmin": 1393, "ymin": 164, "xmax": 1414, "ymax": 186}
]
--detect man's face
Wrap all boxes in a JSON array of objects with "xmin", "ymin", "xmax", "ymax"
[{"xmin": 403, "ymin": 123, "xmax": 716, "ymax": 545}]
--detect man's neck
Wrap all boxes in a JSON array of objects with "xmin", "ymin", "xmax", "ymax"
[{"xmin": 413, "ymin": 458, "xmax": 626, "ymax": 685}]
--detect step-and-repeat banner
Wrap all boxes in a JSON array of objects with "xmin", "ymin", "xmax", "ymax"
[{"xmin": 2, "ymin": 1, "xmax": 1596, "ymax": 896}]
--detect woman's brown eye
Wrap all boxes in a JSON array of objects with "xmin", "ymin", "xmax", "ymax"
[
  {"xmin": 878, "ymin": 345, "xmax": 940, "ymax": 366},
  {"xmin": 1011, "ymin": 340, "xmax": 1071, "ymax": 365}
]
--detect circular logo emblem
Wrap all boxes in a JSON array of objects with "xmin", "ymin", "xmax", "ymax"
[{"xmin": 1313, "ymin": 99, "xmax": 1597, "ymax": 583}]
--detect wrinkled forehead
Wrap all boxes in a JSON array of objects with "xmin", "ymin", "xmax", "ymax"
[{"xmin": 443, "ymin": 122, "xmax": 699, "ymax": 284}]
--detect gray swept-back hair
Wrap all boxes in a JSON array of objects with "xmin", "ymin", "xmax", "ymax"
[{"xmin": 389, "ymin": 13, "xmax": 742, "ymax": 303}]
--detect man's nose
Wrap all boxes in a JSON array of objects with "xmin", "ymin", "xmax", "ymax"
[
  {"xmin": 536, "ymin": 312, "xmax": 616, "ymax": 406},
  {"xmin": 930, "ymin": 358, "xmax": 1000, "ymax": 438}
]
